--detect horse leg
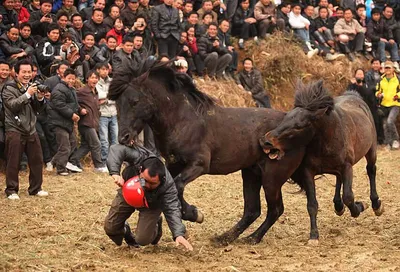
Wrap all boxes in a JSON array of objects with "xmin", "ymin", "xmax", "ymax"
[
  {"xmin": 365, "ymin": 147, "xmax": 383, "ymax": 215},
  {"xmin": 213, "ymin": 168, "xmax": 262, "ymax": 245},
  {"xmin": 174, "ymin": 160, "xmax": 209, "ymax": 223},
  {"xmin": 342, "ymin": 164, "xmax": 368, "ymax": 217},
  {"xmin": 333, "ymin": 176, "xmax": 345, "ymax": 216},
  {"xmin": 244, "ymin": 181, "xmax": 284, "ymax": 244}
]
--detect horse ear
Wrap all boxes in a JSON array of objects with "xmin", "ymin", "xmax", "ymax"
[{"xmin": 312, "ymin": 106, "xmax": 331, "ymax": 121}]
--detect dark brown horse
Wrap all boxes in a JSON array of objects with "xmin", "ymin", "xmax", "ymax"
[
  {"xmin": 261, "ymin": 80, "xmax": 384, "ymax": 243},
  {"xmin": 108, "ymin": 62, "xmax": 307, "ymax": 244}
]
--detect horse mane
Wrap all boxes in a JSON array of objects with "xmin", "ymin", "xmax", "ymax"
[
  {"xmin": 294, "ymin": 80, "xmax": 334, "ymax": 111},
  {"xmin": 343, "ymin": 90, "xmax": 363, "ymax": 98},
  {"xmin": 146, "ymin": 63, "xmax": 215, "ymax": 113},
  {"xmin": 108, "ymin": 60, "xmax": 216, "ymax": 114}
]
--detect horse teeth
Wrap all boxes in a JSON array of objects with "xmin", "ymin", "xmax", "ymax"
[
  {"xmin": 269, "ymin": 153, "xmax": 278, "ymax": 160},
  {"xmin": 263, "ymin": 148, "xmax": 271, "ymax": 154}
]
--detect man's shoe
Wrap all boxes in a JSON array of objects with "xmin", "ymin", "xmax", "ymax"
[
  {"xmin": 45, "ymin": 162, "xmax": 53, "ymax": 172},
  {"xmin": 95, "ymin": 166, "xmax": 108, "ymax": 173},
  {"xmin": 392, "ymin": 140, "xmax": 399, "ymax": 149},
  {"xmin": 347, "ymin": 53, "xmax": 355, "ymax": 62},
  {"xmin": 151, "ymin": 216, "xmax": 163, "ymax": 245},
  {"xmin": 124, "ymin": 222, "xmax": 140, "ymax": 247},
  {"xmin": 7, "ymin": 193, "xmax": 20, "ymax": 200},
  {"xmin": 66, "ymin": 162, "xmax": 82, "ymax": 173},
  {"xmin": 57, "ymin": 171, "xmax": 69, "ymax": 176},
  {"xmin": 35, "ymin": 190, "xmax": 49, "ymax": 197}
]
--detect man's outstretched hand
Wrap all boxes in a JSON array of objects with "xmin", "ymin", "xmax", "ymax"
[{"xmin": 175, "ymin": 236, "xmax": 193, "ymax": 251}]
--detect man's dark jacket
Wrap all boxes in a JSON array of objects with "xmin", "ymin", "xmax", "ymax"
[
  {"xmin": 2, "ymin": 79, "xmax": 45, "ymax": 136},
  {"xmin": 48, "ymin": 80, "xmax": 80, "ymax": 133},
  {"xmin": 28, "ymin": 11, "xmax": 57, "ymax": 37},
  {"xmin": 0, "ymin": 33, "xmax": 34, "ymax": 59},
  {"xmin": 107, "ymin": 144, "xmax": 186, "ymax": 240},
  {"xmin": 76, "ymin": 85, "xmax": 100, "ymax": 130},
  {"xmin": 151, "ymin": 4, "xmax": 181, "ymax": 40}
]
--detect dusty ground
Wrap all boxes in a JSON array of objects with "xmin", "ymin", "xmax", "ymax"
[{"xmin": 0, "ymin": 147, "xmax": 399, "ymax": 272}]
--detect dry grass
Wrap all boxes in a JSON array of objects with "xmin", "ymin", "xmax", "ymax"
[{"xmin": 1, "ymin": 147, "xmax": 399, "ymax": 271}]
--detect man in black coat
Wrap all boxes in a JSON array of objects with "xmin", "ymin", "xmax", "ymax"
[
  {"xmin": 0, "ymin": 26, "xmax": 34, "ymax": 64},
  {"xmin": 35, "ymin": 23, "xmax": 62, "ymax": 77},
  {"xmin": 0, "ymin": 0, "xmax": 19, "ymax": 33},
  {"xmin": 232, "ymin": 0, "xmax": 258, "ymax": 49},
  {"xmin": 104, "ymin": 144, "xmax": 193, "ymax": 250},
  {"xmin": 49, "ymin": 68, "xmax": 83, "ymax": 175},
  {"xmin": 80, "ymin": 0, "xmax": 106, "ymax": 22},
  {"xmin": 217, "ymin": 19, "xmax": 237, "ymax": 77},
  {"xmin": 28, "ymin": 0, "xmax": 57, "ymax": 38},
  {"xmin": 235, "ymin": 57, "xmax": 270, "ymax": 108},
  {"xmin": 366, "ymin": 8, "xmax": 399, "ymax": 66},
  {"xmin": 112, "ymin": 36, "xmax": 142, "ymax": 74},
  {"xmin": 151, "ymin": 0, "xmax": 181, "ymax": 59},
  {"xmin": 82, "ymin": 8, "xmax": 107, "ymax": 45},
  {"xmin": 197, "ymin": 22, "xmax": 232, "ymax": 79}
]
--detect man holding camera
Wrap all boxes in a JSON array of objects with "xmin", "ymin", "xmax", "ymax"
[{"xmin": 2, "ymin": 59, "xmax": 48, "ymax": 200}]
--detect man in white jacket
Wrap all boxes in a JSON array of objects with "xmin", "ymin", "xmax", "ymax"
[
  {"xmin": 96, "ymin": 62, "xmax": 118, "ymax": 164},
  {"xmin": 289, "ymin": 4, "xmax": 319, "ymax": 58}
]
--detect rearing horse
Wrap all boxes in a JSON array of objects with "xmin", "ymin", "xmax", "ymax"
[{"xmin": 108, "ymin": 63, "xmax": 307, "ymax": 244}]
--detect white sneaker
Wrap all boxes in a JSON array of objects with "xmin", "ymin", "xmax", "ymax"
[
  {"xmin": 66, "ymin": 162, "xmax": 82, "ymax": 173},
  {"xmin": 95, "ymin": 166, "xmax": 109, "ymax": 173},
  {"xmin": 8, "ymin": 193, "xmax": 20, "ymax": 200},
  {"xmin": 307, "ymin": 48, "xmax": 318, "ymax": 59},
  {"xmin": 35, "ymin": 190, "xmax": 49, "ymax": 197},
  {"xmin": 392, "ymin": 140, "xmax": 399, "ymax": 149},
  {"xmin": 45, "ymin": 162, "xmax": 53, "ymax": 172}
]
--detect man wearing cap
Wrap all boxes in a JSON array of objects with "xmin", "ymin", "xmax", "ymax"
[
  {"xmin": 104, "ymin": 143, "xmax": 193, "ymax": 250},
  {"xmin": 376, "ymin": 60, "xmax": 400, "ymax": 150}
]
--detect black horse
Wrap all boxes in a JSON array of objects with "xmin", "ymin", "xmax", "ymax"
[
  {"xmin": 261, "ymin": 80, "xmax": 384, "ymax": 243},
  {"xmin": 108, "ymin": 63, "xmax": 307, "ymax": 244}
]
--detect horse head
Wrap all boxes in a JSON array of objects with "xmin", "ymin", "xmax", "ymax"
[
  {"xmin": 108, "ymin": 70, "xmax": 156, "ymax": 145},
  {"xmin": 260, "ymin": 80, "xmax": 334, "ymax": 160}
]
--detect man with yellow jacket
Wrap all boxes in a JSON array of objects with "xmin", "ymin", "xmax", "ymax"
[{"xmin": 376, "ymin": 61, "xmax": 400, "ymax": 150}]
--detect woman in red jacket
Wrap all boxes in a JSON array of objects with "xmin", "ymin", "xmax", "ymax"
[{"xmin": 106, "ymin": 17, "xmax": 125, "ymax": 45}]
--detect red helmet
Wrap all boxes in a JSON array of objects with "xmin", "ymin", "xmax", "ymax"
[{"xmin": 122, "ymin": 176, "xmax": 149, "ymax": 208}]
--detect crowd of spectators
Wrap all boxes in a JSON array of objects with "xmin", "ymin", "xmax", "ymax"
[{"xmin": 0, "ymin": 0, "xmax": 399, "ymax": 199}]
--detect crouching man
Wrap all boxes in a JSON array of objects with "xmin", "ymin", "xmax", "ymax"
[{"xmin": 104, "ymin": 143, "xmax": 193, "ymax": 250}]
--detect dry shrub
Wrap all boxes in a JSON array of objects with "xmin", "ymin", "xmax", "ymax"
[{"xmin": 196, "ymin": 79, "xmax": 256, "ymax": 107}]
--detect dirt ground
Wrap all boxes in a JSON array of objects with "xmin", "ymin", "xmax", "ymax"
[{"xmin": 0, "ymin": 147, "xmax": 399, "ymax": 272}]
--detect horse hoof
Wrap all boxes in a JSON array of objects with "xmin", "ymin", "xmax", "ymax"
[
  {"xmin": 212, "ymin": 234, "xmax": 234, "ymax": 246},
  {"xmin": 334, "ymin": 206, "xmax": 345, "ymax": 216},
  {"xmin": 373, "ymin": 201, "xmax": 384, "ymax": 216},
  {"xmin": 243, "ymin": 236, "xmax": 259, "ymax": 245},
  {"xmin": 196, "ymin": 210, "xmax": 204, "ymax": 223},
  {"xmin": 307, "ymin": 239, "xmax": 319, "ymax": 246}
]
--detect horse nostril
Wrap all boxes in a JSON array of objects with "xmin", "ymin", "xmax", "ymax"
[{"xmin": 264, "ymin": 140, "xmax": 273, "ymax": 146}]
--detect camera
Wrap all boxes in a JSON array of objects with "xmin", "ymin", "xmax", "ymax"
[
  {"xmin": 356, "ymin": 78, "xmax": 363, "ymax": 84},
  {"xmin": 31, "ymin": 81, "xmax": 50, "ymax": 93}
]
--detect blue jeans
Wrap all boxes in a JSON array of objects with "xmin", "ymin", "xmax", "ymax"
[
  {"xmin": 99, "ymin": 116, "xmax": 118, "ymax": 163},
  {"xmin": 294, "ymin": 28, "xmax": 310, "ymax": 43},
  {"xmin": 78, "ymin": 0, "xmax": 94, "ymax": 11},
  {"xmin": 377, "ymin": 40, "xmax": 399, "ymax": 62}
]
